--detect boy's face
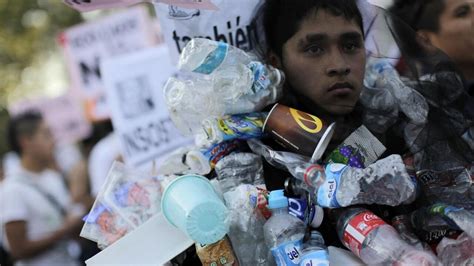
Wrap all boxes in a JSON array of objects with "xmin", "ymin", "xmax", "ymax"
[
  {"xmin": 281, "ymin": 9, "xmax": 366, "ymax": 115},
  {"xmin": 23, "ymin": 121, "xmax": 55, "ymax": 163}
]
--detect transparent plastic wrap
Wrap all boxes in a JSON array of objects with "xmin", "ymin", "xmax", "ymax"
[
  {"xmin": 80, "ymin": 161, "xmax": 164, "ymax": 249},
  {"xmin": 215, "ymin": 152, "xmax": 264, "ymax": 193},
  {"xmin": 223, "ymin": 184, "xmax": 269, "ymax": 265},
  {"xmin": 436, "ymin": 233, "xmax": 474, "ymax": 266}
]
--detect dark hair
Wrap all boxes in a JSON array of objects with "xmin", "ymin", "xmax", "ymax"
[
  {"xmin": 389, "ymin": 0, "xmax": 445, "ymax": 33},
  {"xmin": 254, "ymin": 0, "xmax": 364, "ymax": 58},
  {"xmin": 7, "ymin": 111, "xmax": 43, "ymax": 155}
]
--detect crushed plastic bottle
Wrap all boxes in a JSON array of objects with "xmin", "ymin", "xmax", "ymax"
[
  {"xmin": 299, "ymin": 230, "xmax": 329, "ymax": 266},
  {"xmin": 167, "ymin": 38, "xmax": 285, "ymax": 136},
  {"xmin": 337, "ymin": 208, "xmax": 440, "ymax": 266},
  {"xmin": 427, "ymin": 204, "xmax": 474, "ymax": 239},
  {"xmin": 195, "ymin": 112, "xmax": 267, "ymax": 148},
  {"xmin": 436, "ymin": 232, "xmax": 474, "ymax": 265},
  {"xmin": 391, "ymin": 215, "xmax": 426, "ymax": 250},
  {"xmin": 264, "ymin": 190, "xmax": 306, "ymax": 266},
  {"xmin": 249, "ymin": 140, "xmax": 417, "ymax": 207},
  {"xmin": 223, "ymin": 184, "xmax": 269, "ymax": 266},
  {"xmin": 215, "ymin": 152, "xmax": 264, "ymax": 193}
]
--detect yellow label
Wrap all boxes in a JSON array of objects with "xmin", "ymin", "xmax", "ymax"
[{"xmin": 289, "ymin": 108, "xmax": 323, "ymax": 134}]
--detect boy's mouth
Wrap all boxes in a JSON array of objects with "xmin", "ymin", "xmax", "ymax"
[{"xmin": 327, "ymin": 82, "xmax": 355, "ymax": 95}]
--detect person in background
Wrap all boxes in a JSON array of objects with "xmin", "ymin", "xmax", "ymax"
[
  {"xmin": 389, "ymin": 0, "xmax": 474, "ymax": 94},
  {"xmin": 87, "ymin": 120, "xmax": 122, "ymax": 198},
  {"xmin": 1, "ymin": 111, "xmax": 84, "ymax": 265}
]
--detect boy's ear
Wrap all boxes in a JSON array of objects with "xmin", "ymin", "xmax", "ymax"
[{"xmin": 267, "ymin": 51, "xmax": 283, "ymax": 69}]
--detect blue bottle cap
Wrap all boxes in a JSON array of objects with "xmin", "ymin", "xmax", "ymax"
[{"xmin": 268, "ymin": 189, "xmax": 288, "ymax": 209}]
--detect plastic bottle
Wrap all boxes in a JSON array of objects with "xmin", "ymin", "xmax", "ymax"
[
  {"xmin": 248, "ymin": 140, "xmax": 417, "ymax": 208},
  {"xmin": 299, "ymin": 230, "xmax": 329, "ymax": 266},
  {"xmin": 178, "ymin": 38, "xmax": 254, "ymax": 75},
  {"xmin": 264, "ymin": 190, "xmax": 306, "ymax": 266},
  {"xmin": 427, "ymin": 204, "xmax": 474, "ymax": 238},
  {"xmin": 185, "ymin": 140, "xmax": 243, "ymax": 175},
  {"xmin": 391, "ymin": 215, "xmax": 426, "ymax": 250},
  {"xmin": 337, "ymin": 208, "xmax": 440, "ymax": 265},
  {"xmin": 436, "ymin": 232, "xmax": 474, "ymax": 266},
  {"xmin": 195, "ymin": 112, "xmax": 267, "ymax": 148},
  {"xmin": 285, "ymin": 179, "xmax": 324, "ymax": 229}
]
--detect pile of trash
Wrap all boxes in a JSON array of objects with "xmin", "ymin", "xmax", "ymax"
[{"xmin": 81, "ymin": 38, "xmax": 474, "ymax": 266}]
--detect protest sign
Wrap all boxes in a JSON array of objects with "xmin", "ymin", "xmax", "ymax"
[
  {"xmin": 8, "ymin": 93, "xmax": 92, "ymax": 144},
  {"xmin": 63, "ymin": 0, "xmax": 218, "ymax": 12},
  {"xmin": 59, "ymin": 6, "xmax": 156, "ymax": 121},
  {"xmin": 101, "ymin": 45, "xmax": 192, "ymax": 168},
  {"xmin": 153, "ymin": 0, "xmax": 262, "ymax": 64}
]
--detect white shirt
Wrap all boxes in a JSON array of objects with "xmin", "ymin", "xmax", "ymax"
[
  {"xmin": 0, "ymin": 167, "xmax": 79, "ymax": 266},
  {"xmin": 88, "ymin": 133, "xmax": 122, "ymax": 197}
]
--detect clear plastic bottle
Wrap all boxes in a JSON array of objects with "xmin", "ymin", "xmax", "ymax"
[
  {"xmin": 178, "ymin": 38, "xmax": 254, "ymax": 75},
  {"xmin": 264, "ymin": 190, "xmax": 306, "ymax": 266},
  {"xmin": 299, "ymin": 230, "xmax": 329, "ymax": 266},
  {"xmin": 248, "ymin": 140, "xmax": 417, "ymax": 208},
  {"xmin": 337, "ymin": 208, "xmax": 440, "ymax": 266}
]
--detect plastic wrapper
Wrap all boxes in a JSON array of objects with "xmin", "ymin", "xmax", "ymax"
[
  {"xmin": 81, "ymin": 161, "xmax": 164, "ymax": 248},
  {"xmin": 215, "ymin": 152, "xmax": 264, "ymax": 193}
]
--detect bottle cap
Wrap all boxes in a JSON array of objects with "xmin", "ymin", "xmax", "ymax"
[
  {"xmin": 268, "ymin": 189, "xmax": 288, "ymax": 209},
  {"xmin": 310, "ymin": 205, "xmax": 325, "ymax": 228},
  {"xmin": 185, "ymin": 150, "xmax": 212, "ymax": 175}
]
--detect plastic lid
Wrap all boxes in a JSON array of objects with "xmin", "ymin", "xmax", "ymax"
[
  {"xmin": 310, "ymin": 205, "xmax": 325, "ymax": 228},
  {"xmin": 268, "ymin": 189, "xmax": 288, "ymax": 209},
  {"xmin": 310, "ymin": 122, "xmax": 336, "ymax": 163}
]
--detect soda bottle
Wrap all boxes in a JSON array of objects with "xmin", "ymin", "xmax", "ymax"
[
  {"xmin": 264, "ymin": 190, "xmax": 306, "ymax": 266},
  {"xmin": 337, "ymin": 208, "xmax": 440, "ymax": 265},
  {"xmin": 299, "ymin": 230, "xmax": 329, "ymax": 266}
]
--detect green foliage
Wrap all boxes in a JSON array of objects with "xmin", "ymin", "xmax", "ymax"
[{"xmin": 0, "ymin": 0, "xmax": 83, "ymax": 106}]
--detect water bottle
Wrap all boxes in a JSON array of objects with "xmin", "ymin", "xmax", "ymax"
[
  {"xmin": 337, "ymin": 208, "xmax": 440, "ymax": 265},
  {"xmin": 177, "ymin": 38, "xmax": 284, "ymax": 114},
  {"xmin": 178, "ymin": 38, "xmax": 254, "ymax": 75},
  {"xmin": 285, "ymin": 179, "xmax": 324, "ymax": 229},
  {"xmin": 264, "ymin": 190, "xmax": 306, "ymax": 266},
  {"xmin": 426, "ymin": 203, "xmax": 474, "ymax": 239},
  {"xmin": 248, "ymin": 140, "xmax": 417, "ymax": 208},
  {"xmin": 299, "ymin": 230, "xmax": 329, "ymax": 266}
]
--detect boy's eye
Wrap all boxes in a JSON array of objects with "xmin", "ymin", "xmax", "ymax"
[
  {"xmin": 454, "ymin": 6, "xmax": 470, "ymax": 17},
  {"xmin": 305, "ymin": 45, "xmax": 323, "ymax": 55},
  {"xmin": 343, "ymin": 42, "xmax": 361, "ymax": 52}
]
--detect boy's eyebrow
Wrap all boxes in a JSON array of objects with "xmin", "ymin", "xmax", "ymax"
[
  {"xmin": 298, "ymin": 31, "xmax": 363, "ymax": 48},
  {"xmin": 297, "ymin": 33, "xmax": 328, "ymax": 48},
  {"xmin": 340, "ymin": 31, "xmax": 364, "ymax": 41}
]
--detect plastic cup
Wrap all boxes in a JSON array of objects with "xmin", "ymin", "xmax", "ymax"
[{"xmin": 161, "ymin": 174, "xmax": 229, "ymax": 244}]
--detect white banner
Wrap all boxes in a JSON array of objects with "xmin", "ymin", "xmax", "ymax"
[
  {"xmin": 153, "ymin": 0, "xmax": 262, "ymax": 64},
  {"xmin": 59, "ymin": 6, "xmax": 156, "ymax": 121},
  {"xmin": 8, "ymin": 94, "xmax": 92, "ymax": 144},
  {"xmin": 101, "ymin": 45, "xmax": 192, "ymax": 168}
]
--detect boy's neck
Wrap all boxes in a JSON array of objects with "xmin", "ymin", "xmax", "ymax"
[{"xmin": 21, "ymin": 155, "xmax": 47, "ymax": 173}]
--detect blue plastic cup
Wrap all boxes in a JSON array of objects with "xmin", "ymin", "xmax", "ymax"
[{"xmin": 161, "ymin": 174, "xmax": 229, "ymax": 244}]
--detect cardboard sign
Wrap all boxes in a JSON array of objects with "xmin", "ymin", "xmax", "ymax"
[
  {"xmin": 64, "ymin": 0, "xmax": 218, "ymax": 12},
  {"xmin": 59, "ymin": 6, "xmax": 156, "ymax": 121},
  {"xmin": 8, "ymin": 94, "xmax": 92, "ymax": 144},
  {"xmin": 153, "ymin": 0, "xmax": 262, "ymax": 64},
  {"xmin": 101, "ymin": 45, "xmax": 192, "ymax": 168}
]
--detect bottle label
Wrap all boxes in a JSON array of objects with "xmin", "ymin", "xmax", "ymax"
[
  {"xmin": 317, "ymin": 164, "xmax": 346, "ymax": 208},
  {"xmin": 217, "ymin": 113, "xmax": 265, "ymax": 142},
  {"xmin": 249, "ymin": 61, "xmax": 271, "ymax": 93},
  {"xmin": 201, "ymin": 140, "xmax": 241, "ymax": 168},
  {"xmin": 300, "ymin": 250, "xmax": 329, "ymax": 266},
  {"xmin": 342, "ymin": 211, "xmax": 386, "ymax": 257},
  {"xmin": 271, "ymin": 239, "xmax": 303, "ymax": 266},
  {"xmin": 193, "ymin": 42, "xmax": 228, "ymax": 74}
]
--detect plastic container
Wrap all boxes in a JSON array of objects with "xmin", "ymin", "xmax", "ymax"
[{"xmin": 161, "ymin": 174, "xmax": 229, "ymax": 244}]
